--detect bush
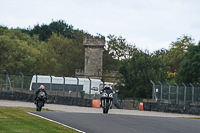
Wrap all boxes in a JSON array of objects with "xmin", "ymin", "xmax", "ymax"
[
  {"xmin": 170, "ymin": 99, "xmax": 176, "ymax": 104},
  {"xmin": 80, "ymin": 90, "xmax": 85, "ymax": 99},
  {"xmin": 157, "ymin": 98, "xmax": 164, "ymax": 103}
]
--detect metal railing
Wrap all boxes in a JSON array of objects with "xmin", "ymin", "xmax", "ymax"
[
  {"xmin": 0, "ymin": 72, "xmax": 101, "ymax": 100},
  {"xmin": 150, "ymin": 81, "xmax": 200, "ymax": 105}
]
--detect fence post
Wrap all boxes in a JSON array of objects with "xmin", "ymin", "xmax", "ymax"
[
  {"xmin": 158, "ymin": 81, "xmax": 163, "ymax": 103},
  {"xmin": 166, "ymin": 82, "xmax": 171, "ymax": 104},
  {"xmin": 150, "ymin": 80, "xmax": 155, "ymax": 103},
  {"xmin": 69, "ymin": 90, "xmax": 71, "ymax": 97},
  {"xmin": 5, "ymin": 72, "xmax": 8, "ymax": 91},
  {"xmin": 189, "ymin": 83, "xmax": 194, "ymax": 105},
  {"xmin": 182, "ymin": 82, "xmax": 186, "ymax": 105},
  {"xmin": 20, "ymin": 72, "xmax": 24, "ymax": 92},
  {"xmin": 174, "ymin": 82, "xmax": 179, "ymax": 104},
  {"xmin": 88, "ymin": 77, "xmax": 91, "ymax": 99},
  {"xmin": 49, "ymin": 74, "xmax": 52, "ymax": 95},
  {"xmin": 62, "ymin": 76, "xmax": 65, "ymax": 96},
  {"xmin": 101, "ymin": 78, "xmax": 105, "ymax": 89},
  {"xmin": 4, "ymin": 70, "xmax": 12, "ymax": 91},
  {"xmin": 76, "ymin": 76, "xmax": 79, "ymax": 98},
  {"xmin": 34, "ymin": 73, "xmax": 38, "ymax": 90}
]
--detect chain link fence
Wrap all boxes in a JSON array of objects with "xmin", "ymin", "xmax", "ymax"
[
  {"xmin": 0, "ymin": 73, "xmax": 102, "ymax": 100},
  {"xmin": 151, "ymin": 81, "xmax": 200, "ymax": 105}
]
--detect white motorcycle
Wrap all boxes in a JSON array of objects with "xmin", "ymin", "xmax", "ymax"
[{"xmin": 101, "ymin": 91, "xmax": 113, "ymax": 114}]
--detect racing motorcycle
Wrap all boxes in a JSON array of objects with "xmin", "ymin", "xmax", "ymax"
[
  {"xmin": 101, "ymin": 91, "xmax": 113, "ymax": 114},
  {"xmin": 35, "ymin": 91, "xmax": 47, "ymax": 111}
]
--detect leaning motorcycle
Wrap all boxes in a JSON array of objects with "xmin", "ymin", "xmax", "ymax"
[
  {"xmin": 101, "ymin": 91, "xmax": 113, "ymax": 114},
  {"xmin": 35, "ymin": 92, "xmax": 47, "ymax": 111}
]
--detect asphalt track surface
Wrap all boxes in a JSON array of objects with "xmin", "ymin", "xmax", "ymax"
[
  {"xmin": 1, "ymin": 100, "xmax": 200, "ymax": 133},
  {"xmin": 29, "ymin": 111, "xmax": 200, "ymax": 133}
]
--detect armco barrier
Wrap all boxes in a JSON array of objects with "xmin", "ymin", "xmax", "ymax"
[
  {"xmin": 143, "ymin": 102, "xmax": 200, "ymax": 115},
  {"xmin": 0, "ymin": 91, "xmax": 92, "ymax": 107}
]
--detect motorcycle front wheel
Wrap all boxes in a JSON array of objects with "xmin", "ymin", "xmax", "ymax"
[{"xmin": 38, "ymin": 101, "xmax": 43, "ymax": 111}]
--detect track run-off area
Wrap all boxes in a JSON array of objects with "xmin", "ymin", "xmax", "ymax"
[{"xmin": 1, "ymin": 100, "xmax": 200, "ymax": 133}]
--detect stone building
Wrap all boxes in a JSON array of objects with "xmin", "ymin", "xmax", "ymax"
[{"xmin": 75, "ymin": 36, "xmax": 105, "ymax": 79}]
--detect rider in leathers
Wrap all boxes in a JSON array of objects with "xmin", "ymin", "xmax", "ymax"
[
  {"xmin": 100, "ymin": 84, "xmax": 113, "ymax": 109},
  {"xmin": 34, "ymin": 85, "xmax": 47, "ymax": 106}
]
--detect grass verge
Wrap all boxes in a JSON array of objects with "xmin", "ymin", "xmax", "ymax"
[
  {"xmin": 0, "ymin": 106, "xmax": 79, "ymax": 133},
  {"xmin": 178, "ymin": 117, "xmax": 200, "ymax": 119}
]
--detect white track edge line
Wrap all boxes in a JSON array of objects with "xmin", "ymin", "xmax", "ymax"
[{"xmin": 27, "ymin": 112, "xmax": 86, "ymax": 133}]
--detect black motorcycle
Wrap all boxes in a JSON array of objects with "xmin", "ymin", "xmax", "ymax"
[
  {"xmin": 35, "ymin": 92, "xmax": 47, "ymax": 111},
  {"xmin": 101, "ymin": 91, "xmax": 113, "ymax": 114}
]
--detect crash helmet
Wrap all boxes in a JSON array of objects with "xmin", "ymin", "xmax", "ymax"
[
  {"xmin": 40, "ymin": 85, "xmax": 45, "ymax": 90},
  {"xmin": 105, "ymin": 84, "xmax": 110, "ymax": 89}
]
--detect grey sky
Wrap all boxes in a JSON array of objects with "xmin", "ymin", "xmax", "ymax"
[{"xmin": 1, "ymin": 0, "xmax": 200, "ymax": 52}]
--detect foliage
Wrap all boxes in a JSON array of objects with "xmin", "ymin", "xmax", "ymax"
[
  {"xmin": 23, "ymin": 20, "xmax": 75, "ymax": 41},
  {"xmin": 80, "ymin": 90, "xmax": 85, "ymax": 99},
  {"xmin": 103, "ymin": 34, "xmax": 136, "ymax": 82},
  {"xmin": 166, "ymin": 71, "xmax": 177, "ymax": 81},
  {"xmin": 175, "ymin": 42, "xmax": 200, "ymax": 84},
  {"xmin": 34, "ymin": 33, "xmax": 84, "ymax": 76},
  {"xmin": 106, "ymin": 34, "xmax": 137, "ymax": 60},
  {"xmin": 0, "ymin": 21, "xmax": 89, "ymax": 76},
  {"xmin": 0, "ymin": 26, "xmax": 43, "ymax": 74},
  {"xmin": 157, "ymin": 98, "xmax": 164, "ymax": 103},
  {"xmin": 151, "ymin": 48, "xmax": 168, "ymax": 59},
  {"xmin": 116, "ymin": 50, "xmax": 169, "ymax": 100},
  {"xmin": 163, "ymin": 35, "xmax": 195, "ymax": 73},
  {"xmin": 103, "ymin": 48, "xmax": 119, "ymax": 71}
]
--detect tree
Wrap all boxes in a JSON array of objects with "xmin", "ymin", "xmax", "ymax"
[
  {"xmin": 175, "ymin": 42, "xmax": 200, "ymax": 83},
  {"xmin": 20, "ymin": 20, "xmax": 91, "ymax": 76},
  {"xmin": 163, "ymin": 35, "xmax": 195, "ymax": 73},
  {"xmin": 23, "ymin": 20, "xmax": 75, "ymax": 41},
  {"xmin": 103, "ymin": 49, "xmax": 119, "ymax": 71},
  {"xmin": 117, "ymin": 50, "xmax": 169, "ymax": 99},
  {"xmin": 106, "ymin": 35, "xmax": 137, "ymax": 60},
  {"xmin": 0, "ymin": 26, "xmax": 43, "ymax": 74},
  {"xmin": 35, "ymin": 33, "xmax": 84, "ymax": 76},
  {"xmin": 80, "ymin": 90, "xmax": 85, "ymax": 99},
  {"xmin": 152, "ymin": 48, "xmax": 168, "ymax": 59},
  {"xmin": 49, "ymin": 20, "xmax": 74, "ymax": 39}
]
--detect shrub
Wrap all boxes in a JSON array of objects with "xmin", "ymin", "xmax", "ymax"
[{"xmin": 80, "ymin": 90, "xmax": 85, "ymax": 99}]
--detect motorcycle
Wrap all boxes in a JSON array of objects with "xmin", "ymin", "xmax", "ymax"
[
  {"xmin": 101, "ymin": 91, "xmax": 113, "ymax": 114},
  {"xmin": 35, "ymin": 91, "xmax": 47, "ymax": 111}
]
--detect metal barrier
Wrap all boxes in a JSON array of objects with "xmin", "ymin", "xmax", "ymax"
[
  {"xmin": 0, "ymin": 72, "xmax": 115, "ymax": 101},
  {"xmin": 151, "ymin": 81, "xmax": 200, "ymax": 105}
]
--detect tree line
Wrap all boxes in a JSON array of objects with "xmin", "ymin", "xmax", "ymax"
[{"xmin": 0, "ymin": 20, "xmax": 199, "ymax": 100}]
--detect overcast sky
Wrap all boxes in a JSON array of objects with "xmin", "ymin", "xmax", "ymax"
[{"xmin": 1, "ymin": 0, "xmax": 200, "ymax": 52}]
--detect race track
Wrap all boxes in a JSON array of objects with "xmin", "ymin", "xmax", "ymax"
[
  {"xmin": 1, "ymin": 100, "xmax": 200, "ymax": 133},
  {"xmin": 29, "ymin": 111, "xmax": 200, "ymax": 133}
]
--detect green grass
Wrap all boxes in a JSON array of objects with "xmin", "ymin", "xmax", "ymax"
[
  {"xmin": 0, "ymin": 106, "xmax": 79, "ymax": 133},
  {"xmin": 179, "ymin": 117, "xmax": 200, "ymax": 119}
]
